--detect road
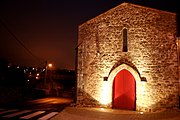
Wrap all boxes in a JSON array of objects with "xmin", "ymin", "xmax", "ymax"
[{"xmin": 0, "ymin": 97, "xmax": 73, "ymax": 120}]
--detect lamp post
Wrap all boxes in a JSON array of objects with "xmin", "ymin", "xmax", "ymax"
[
  {"xmin": 44, "ymin": 61, "xmax": 47, "ymax": 88},
  {"xmin": 44, "ymin": 61, "xmax": 52, "ymax": 88}
]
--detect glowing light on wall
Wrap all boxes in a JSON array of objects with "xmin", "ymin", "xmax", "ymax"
[
  {"xmin": 139, "ymin": 82, "xmax": 146, "ymax": 94},
  {"xmin": 99, "ymin": 81, "xmax": 111, "ymax": 105},
  {"xmin": 136, "ymin": 81, "xmax": 153, "ymax": 111}
]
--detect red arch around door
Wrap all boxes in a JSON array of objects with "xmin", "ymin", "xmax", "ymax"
[{"xmin": 113, "ymin": 69, "xmax": 136, "ymax": 110}]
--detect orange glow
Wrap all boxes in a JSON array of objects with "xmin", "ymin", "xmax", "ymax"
[
  {"xmin": 48, "ymin": 63, "xmax": 52, "ymax": 68},
  {"xmin": 30, "ymin": 97, "xmax": 72, "ymax": 104},
  {"xmin": 100, "ymin": 82, "xmax": 111, "ymax": 105}
]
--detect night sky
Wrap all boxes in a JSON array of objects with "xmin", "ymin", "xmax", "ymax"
[{"xmin": 0, "ymin": 0, "xmax": 178, "ymax": 70}]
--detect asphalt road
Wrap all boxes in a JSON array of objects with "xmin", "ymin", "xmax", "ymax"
[{"xmin": 0, "ymin": 97, "xmax": 73, "ymax": 120}]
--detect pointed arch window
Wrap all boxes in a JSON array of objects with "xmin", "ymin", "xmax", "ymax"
[{"xmin": 123, "ymin": 28, "xmax": 128, "ymax": 52}]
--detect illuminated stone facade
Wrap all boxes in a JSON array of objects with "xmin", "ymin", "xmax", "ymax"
[{"xmin": 76, "ymin": 3, "xmax": 179, "ymax": 112}]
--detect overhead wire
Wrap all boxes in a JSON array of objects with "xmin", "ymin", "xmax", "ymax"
[{"xmin": 0, "ymin": 19, "xmax": 44, "ymax": 66}]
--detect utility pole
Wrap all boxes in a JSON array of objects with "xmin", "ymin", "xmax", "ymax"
[{"xmin": 44, "ymin": 60, "xmax": 48, "ymax": 88}]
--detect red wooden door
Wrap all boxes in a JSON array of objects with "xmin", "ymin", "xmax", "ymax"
[{"xmin": 113, "ymin": 69, "xmax": 136, "ymax": 110}]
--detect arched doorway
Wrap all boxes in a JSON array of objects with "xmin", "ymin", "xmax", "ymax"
[{"xmin": 113, "ymin": 69, "xmax": 136, "ymax": 110}]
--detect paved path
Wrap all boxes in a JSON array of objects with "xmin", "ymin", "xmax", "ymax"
[
  {"xmin": 0, "ymin": 108, "xmax": 58, "ymax": 120},
  {"xmin": 0, "ymin": 97, "xmax": 72, "ymax": 120},
  {"xmin": 51, "ymin": 107, "xmax": 180, "ymax": 120}
]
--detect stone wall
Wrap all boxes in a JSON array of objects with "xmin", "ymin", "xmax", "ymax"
[{"xmin": 77, "ymin": 3, "xmax": 179, "ymax": 112}]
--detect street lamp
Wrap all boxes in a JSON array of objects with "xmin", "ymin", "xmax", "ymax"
[
  {"xmin": 44, "ymin": 61, "xmax": 53, "ymax": 88},
  {"xmin": 48, "ymin": 63, "xmax": 52, "ymax": 68}
]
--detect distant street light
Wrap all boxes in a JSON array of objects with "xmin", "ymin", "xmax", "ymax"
[
  {"xmin": 44, "ymin": 61, "xmax": 53, "ymax": 88},
  {"xmin": 48, "ymin": 63, "xmax": 52, "ymax": 68}
]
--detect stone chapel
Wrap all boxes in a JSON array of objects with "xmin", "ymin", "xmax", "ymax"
[{"xmin": 76, "ymin": 2, "xmax": 179, "ymax": 112}]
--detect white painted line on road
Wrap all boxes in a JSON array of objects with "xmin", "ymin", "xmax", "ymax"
[
  {"xmin": 3, "ymin": 110, "xmax": 32, "ymax": 118},
  {"xmin": 0, "ymin": 109, "xmax": 18, "ymax": 115},
  {"xmin": 38, "ymin": 112, "xmax": 58, "ymax": 120},
  {"xmin": 20, "ymin": 111, "xmax": 45, "ymax": 119}
]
